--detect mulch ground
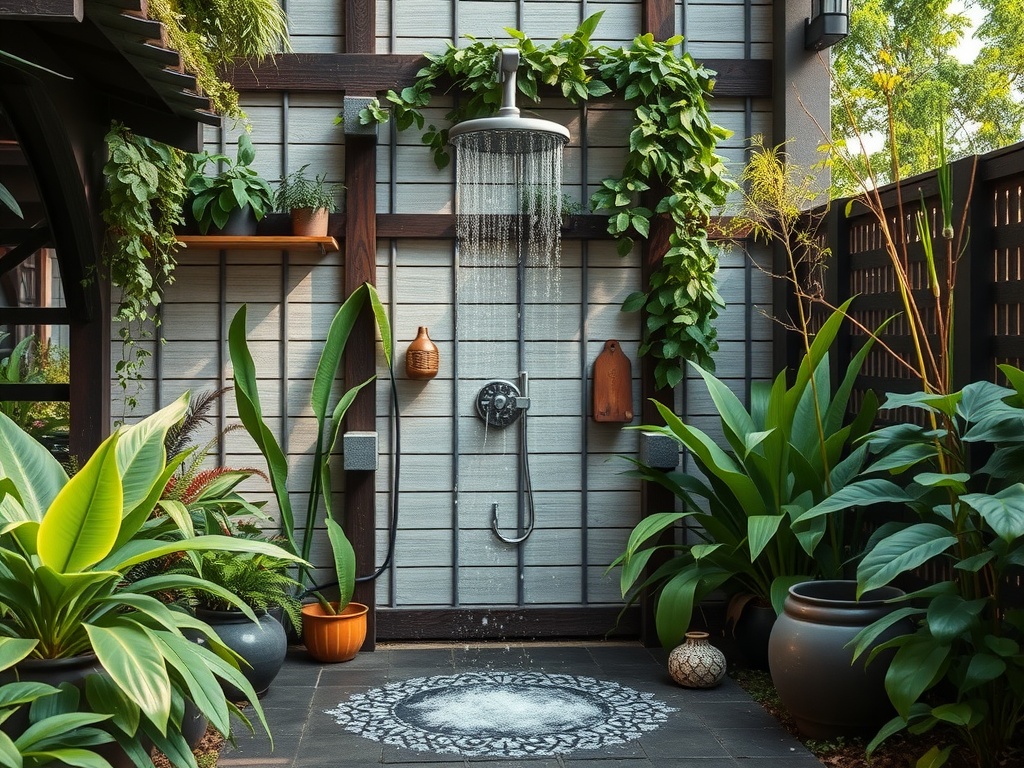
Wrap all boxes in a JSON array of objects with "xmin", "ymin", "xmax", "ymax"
[{"xmin": 731, "ymin": 668, "xmax": 1022, "ymax": 768}]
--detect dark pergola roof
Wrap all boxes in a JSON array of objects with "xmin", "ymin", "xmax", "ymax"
[
  {"xmin": 0, "ymin": 0, "xmax": 217, "ymax": 149},
  {"xmin": 0, "ymin": 0, "xmax": 221, "ymax": 458}
]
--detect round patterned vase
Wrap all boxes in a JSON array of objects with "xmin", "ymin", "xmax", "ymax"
[{"xmin": 668, "ymin": 631, "xmax": 727, "ymax": 688}]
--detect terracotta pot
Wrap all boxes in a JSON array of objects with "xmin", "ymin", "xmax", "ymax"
[
  {"xmin": 301, "ymin": 602, "xmax": 368, "ymax": 663},
  {"xmin": 291, "ymin": 207, "xmax": 330, "ymax": 237},
  {"xmin": 769, "ymin": 580, "xmax": 911, "ymax": 739}
]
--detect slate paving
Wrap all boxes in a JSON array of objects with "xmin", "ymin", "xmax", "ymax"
[{"xmin": 218, "ymin": 643, "xmax": 822, "ymax": 767}]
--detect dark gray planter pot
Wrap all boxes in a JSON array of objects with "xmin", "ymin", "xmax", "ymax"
[
  {"xmin": 768, "ymin": 580, "xmax": 911, "ymax": 739},
  {"xmin": 208, "ymin": 206, "xmax": 257, "ymax": 236},
  {"xmin": 195, "ymin": 608, "xmax": 287, "ymax": 700}
]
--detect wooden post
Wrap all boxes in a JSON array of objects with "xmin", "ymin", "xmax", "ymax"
[
  {"xmin": 951, "ymin": 156, "xmax": 989, "ymax": 388},
  {"xmin": 343, "ymin": 0, "xmax": 378, "ymax": 651},
  {"xmin": 638, "ymin": 0, "xmax": 678, "ymax": 648}
]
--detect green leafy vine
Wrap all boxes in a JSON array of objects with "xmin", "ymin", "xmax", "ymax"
[
  {"xmin": 379, "ymin": 13, "xmax": 734, "ymax": 388},
  {"xmin": 101, "ymin": 123, "xmax": 189, "ymax": 414}
]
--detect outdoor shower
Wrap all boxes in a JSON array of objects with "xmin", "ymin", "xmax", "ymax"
[{"xmin": 450, "ymin": 49, "xmax": 569, "ymax": 546}]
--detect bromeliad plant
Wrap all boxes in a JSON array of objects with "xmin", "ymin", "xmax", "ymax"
[
  {"xmin": 373, "ymin": 12, "xmax": 733, "ymax": 388},
  {"xmin": 229, "ymin": 282, "xmax": 392, "ymax": 613},
  {"xmin": 796, "ymin": 367, "xmax": 1024, "ymax": 768},
  {"xmin": 612, "ymin": 301, "xmax": 881, "ymax": 648},
  {"xmin": 0, "ymin": 394, "xmax": 306, "ymax": 767}
]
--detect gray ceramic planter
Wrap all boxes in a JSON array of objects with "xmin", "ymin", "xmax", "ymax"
[
  {"xmin": 195, "ymin": 608, "xmax": 287, "ymax": 700},
  {"xmin": 768, "ymin": 580, "xmax": 912, "ymax": 739}
]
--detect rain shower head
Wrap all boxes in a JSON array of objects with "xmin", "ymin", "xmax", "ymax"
[{"xmin": 448, "ymin": 48, "xmax": 570, "ymax": 153}]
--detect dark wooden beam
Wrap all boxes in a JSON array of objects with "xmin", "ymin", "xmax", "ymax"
[
  {"xmin": 0, "ymin": 0, "xmax": 82, "ymax": 21},
  {"xmin": 0, "ymin": 383, "xmax": 69, "ymax": 401},
  {"xmin": 0, "ymin": 225, "xmax": 51, "ymax": 276},
  {"xmin": 346, "ymin": 0, "xmax": 375, "ymax": 54},
  {"xmin": 230, "ymin": 54, "xmax": 772, "ymax": 99},
  {"xmin": 0, "ymin": 307, "xmax": 70, "ymax": 324},
  {"xmin": 376, "ymin": 607, "xmax": 641, "ymax": 640}
]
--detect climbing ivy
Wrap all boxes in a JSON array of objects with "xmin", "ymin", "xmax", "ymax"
[{"xmin": 376, "ymin": 12, "xmax": 734, "ymax": 388}]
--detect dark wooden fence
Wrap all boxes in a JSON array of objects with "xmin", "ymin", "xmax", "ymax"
[{"xmin": 795, "ymin": 142, "xmax": 1024, "ymax": 402}]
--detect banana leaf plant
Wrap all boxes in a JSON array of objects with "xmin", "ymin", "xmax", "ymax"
[
  {"xmin": 612, "ymin": 301, "xmax": 884, "ymax": 648},
  {"xmin": 229, "ymin": 282, "xmax": 392, "ymax": 613},
  {"xmin": 0, "ymin": 394, "xmax": 307, "ymax": 768}
]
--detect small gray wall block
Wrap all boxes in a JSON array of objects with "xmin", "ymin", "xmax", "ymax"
[
  {"xmin": 342, "ymin": 96, "xmax": 379, "ymax": 136},
  {"xmin": 639, "ymin": 431, "xmax": 679, "ymax": 470},
  {"xmin": 343, "ymin": 431, "xmax": 379, "ymax": 471}
]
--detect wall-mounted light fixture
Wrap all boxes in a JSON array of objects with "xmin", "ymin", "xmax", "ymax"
[{"xmin": 805, "ymin": 0, "xmax": 850, "ymax": 51}]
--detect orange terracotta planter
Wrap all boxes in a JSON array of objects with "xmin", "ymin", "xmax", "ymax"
[
  {"xmin": 290, "ymin": 207, "xmax": 330, "ymax": 237},
  {"xmin": 301, "ymin": 602, "xmax": 368, "ymax": 662}
]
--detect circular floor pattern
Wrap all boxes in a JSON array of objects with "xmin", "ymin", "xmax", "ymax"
[{"xmin": 325, "ymin": 670, "xmax": 677, "ymax": 757}]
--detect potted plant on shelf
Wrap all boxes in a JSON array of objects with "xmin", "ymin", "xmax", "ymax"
[
  {"xmin": 0, "ymin": 393, "xmax": 307, "ymax": 765},
  {"xmin": 274, "ymin": 164, "xmax": 342, "ymax": 237},
  {"xmin": 228, "ymin": 282, "xmax": 393, "ymax": 663},
  {"xmin": 611, "ymin": 302, "xmax": 880, "ymax": 664},
  {"xmin": 186, "ymin": 133, "xmax": 274, "ymax": 236}
]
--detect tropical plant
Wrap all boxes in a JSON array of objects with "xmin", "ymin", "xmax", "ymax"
[
  {"xmin": 0, "ymin": 333, "xmax": 67, "ymax": 439},
  {"xmin": 0, "ymin": 394, "xmax": 307, "ymax": 767},
  {"xmin": 228, "ymin": 282, "xmax": 392, "ymax": 614},
  {"xmin": 797, "ymin": 368, "xmax": 1024, "ymax": 768},
  {"xmin": 179, "ymin": 542, "xmax": 302, "ymax": 630},
  {"xmin": 0, "ymin": 637, "xmax": 118, "ymax": 768},
  {"xmin": 101, "ymin": 122, "xmax": 189, "ymax": 414},
  {"xmin": 611, "ymin": 302, "xmax": 881, "ymax": 648},
  {"xmin": 146, "ymin": 0, "xmax": 290, "ymax": 118},
  {"xmin": 274, "ymin": 165, "xmax": 342, "ymax": 214},
  {"xmin": 378, "ymin": 12, "xmax": 733, "ymax": 388},
  {"xmin": 186, "ymin": 133, "xmax": 274, "ymax": 234}
]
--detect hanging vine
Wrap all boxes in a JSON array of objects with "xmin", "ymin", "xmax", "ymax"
[{"xmin": 371, "ymin": 12, "xmax": 734, "ymax": 388}]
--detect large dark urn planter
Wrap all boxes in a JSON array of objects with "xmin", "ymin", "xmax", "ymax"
[
  {"xmin": 768, "ymin": 580, "xmax": 910, "ymax": 739},
  {"xmin": 195, "ymin": 608, "xmax": 287, "ymax": 700}
]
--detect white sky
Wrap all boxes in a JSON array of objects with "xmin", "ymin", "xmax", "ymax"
[{"xmin": 951, "ymin": 0, "xmax": 986, "ymax": 62}]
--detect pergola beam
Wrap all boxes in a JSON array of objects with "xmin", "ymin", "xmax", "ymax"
[{"xmin": 0, "ymin": 1, "xmax": 83, "ymax": 22}]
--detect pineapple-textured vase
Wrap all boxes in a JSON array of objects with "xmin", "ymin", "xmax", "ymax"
[
  {"xmin": 406, "ymin": 326, "xmax": 439, "ymax": 379},
  {"xmin": 668, "ymin": 631, "xmax": 727, "ymax": 688}
]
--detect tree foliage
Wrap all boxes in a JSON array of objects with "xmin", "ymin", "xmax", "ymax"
[{"xmin": 831, "ymin": 0, "xmax": 1024, "ymax": 192}]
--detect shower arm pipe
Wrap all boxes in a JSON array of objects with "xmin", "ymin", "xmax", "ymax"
[{"xmin": 497, "ymin": 48, "xmax": 521, "ymax": 117}]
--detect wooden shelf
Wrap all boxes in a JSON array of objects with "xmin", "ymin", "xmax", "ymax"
[{"xmin": 177, "ymin": 235, "xmax": 339, "ymax": 253}]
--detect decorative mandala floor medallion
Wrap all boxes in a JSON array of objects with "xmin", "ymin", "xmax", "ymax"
[{"xmin": 326, "ymin": 671, "xmax": 677, "ymax": 757}]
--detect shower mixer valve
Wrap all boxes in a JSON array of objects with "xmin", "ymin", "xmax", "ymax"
[{"xmin": 476, "ymin": 379, "xmax": 529, "ymax": 428}]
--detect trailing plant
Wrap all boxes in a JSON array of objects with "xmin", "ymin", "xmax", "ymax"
[
  {"xmin": 146, "ymin": 0, "xmax": 290, "ymax": 118},
  {"xmin": 376, "ymin": 12, "xmax": 734, "ymax": 388},
  {"xmin": 228, "ymin": 282, "xmax": 392, "ymax": 614},
  {"xmin": 611, "ymin": 301, "xmax": 881, "ymax": 648},
  {"xmin": 797, "ymin": 368, "xmax": 1024, "ymax": 768},
  {"xmin": 101, "ymin": 123, "xmax": 189, "ymax": 415},
  {"xmin": 274, "ymin": 164, "xmax": 342, "ymax": 213},
  {"xmin": 187, "ymin": 133, "xmax": 274, "ymax": 233}
]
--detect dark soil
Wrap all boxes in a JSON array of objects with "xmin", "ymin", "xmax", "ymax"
[
  {"xmin": 150, "ymin": 727, "xmax": 223, "ymax": 768},
  {"xmin": 731, "ymin": 668, "xmax": 1023, "ymax": 768}
]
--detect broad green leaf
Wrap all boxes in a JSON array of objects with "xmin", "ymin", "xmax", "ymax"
[
  {"xmin": 915, "ymin": 745, "xmax": 954, "ymax": 768},
  {"xmin": 116, "ymin": 393, "xmax": 188, "ymax": 514},
  {"xmin": 14, "ymin": 713, "xmax": 109, "ymax": 749},
  {"xmin": 20, "ymin": 748, "xmax": 116, "ymax": 768},
  {"xmin": 85, "ymin": 624, "xmax": 170, "ymax": 735},
  {"xmin": 866, "ymin": 713, "xmax": 909, "ymax": 755},
  {"xmin": 962, "ymin": 485, "xmax": 1024, "ymax": 542},
  {"xmin": 0, "ymin": 638, "xmax": 39, "ymax": 672},
  {"xmin": 880, "ymin": 391, "xmax": 961, "ymax": 418},
  {"xmin": 326, "ymin": 517, "xmax": 356, "ymax": 609},
  {"xmin": 925, "ymin": 595, "xmax": 985, "ymax": 641},
  {"xmin": 885, "ymin": 637, "xmax": 950, "ymax": 719},
  {"xmin": 769, "ymin": 575, "xmax": 808, "ymax": 617},
  {"xmin": 797, "ymin": 479, "xmax": 911, "ymax": 523},
  {"xmin": 914, "ymin": 472, "xmax": 969, "ymax": 489},
  {"xmin": 38, "ymin": 433, "xmax": 122, "ymax": 574},
  {"xmin": 858, "ymin": 524, "xmax": 958, "ymax": 595},
  {"xmin": 849, "ymin": 607, "xmax": 922, "ymax": 660},
  {"xmin": 0, "ymin": 411, "xmax": 68, "ymax": 520},
  {"xmin": 654, "ymin": 570, "xmax": 701, "ymax": 648},
  {"xmin": 116, "ymin": 452, "xmax": 189, "ymax": 549},
  {"xmin": 747, "ymin": 515, "xmax": 783, "ymax": 561},
  {"xmin": 158, "ymin": 634, "xmax": 230, "ymax": 736},
  {"xmin": 0, "ymin": 681, "xmax": 56, "ymax": 708},
  {"xmin": 99, "ymin": 533, "xmax": 307, "ymax": 573},
  {"xmin": 84, "ymin": 673, "xmax": 139, "ymax": 737},
  {"xmin": 689, "ymin": 362, "xmax": 755, "ymax": 453},
  {"xmin": 228, "ymin": 305, "xmax": 294, "ymax": 552},
  {"xmin": 961, "ymin": 653, "xmax": 1005, "ymax": 692}
]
